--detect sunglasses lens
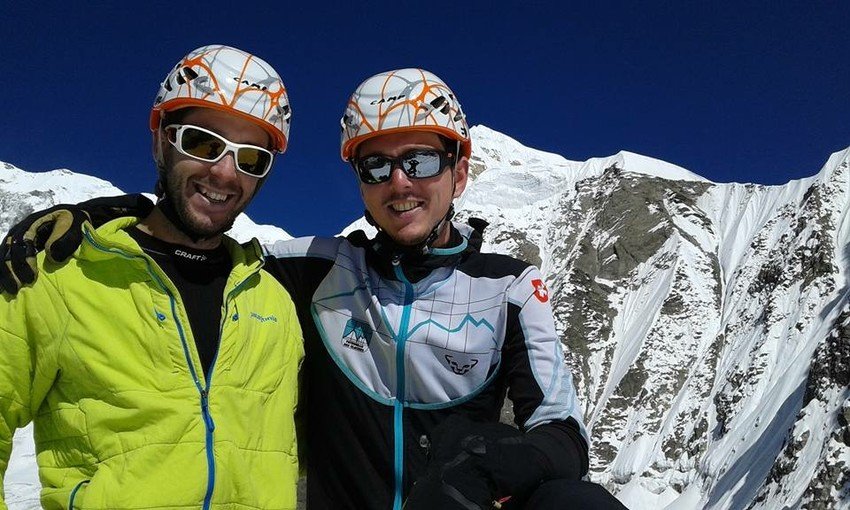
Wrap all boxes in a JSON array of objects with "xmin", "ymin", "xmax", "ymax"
[
  {"xmin": 180, "ymin": 127, "xmax": 226, "ymax": 161},
  {"xmin": 236, "ymin": 149, "xmax": 272, "ymax": 177},
  {"xmin": 357, "ymin": 156, "xmax": 393, "ymax": 184},
  {"xmin": 401, "ymin": 150, "xmax": 443, "ymax": 178}
]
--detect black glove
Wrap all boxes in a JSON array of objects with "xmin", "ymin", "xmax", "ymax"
[
  {"xmin": 0, "ymin": 194, "xmax": 154, "ymax": 294},
  {"xmin": 405, "ymin": 415, "xmax": 549, "ymax": 510},
  {"xmin": 404, "ymin": 471, "xmax": 494, "ymax": 510}
]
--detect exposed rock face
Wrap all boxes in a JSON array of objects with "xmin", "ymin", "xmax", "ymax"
[{"xmin": 458, "ymin": 127, "xmax": 850, "ymax": 509}]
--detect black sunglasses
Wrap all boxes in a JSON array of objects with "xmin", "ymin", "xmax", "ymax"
[{"xmin": 352, "ymin": 149, "xmax": 456, "ymax": 184}]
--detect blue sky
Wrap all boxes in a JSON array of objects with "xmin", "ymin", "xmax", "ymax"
[{"xmin": 2, "ymin": 2, "xmax": 848, "ymax": 237}]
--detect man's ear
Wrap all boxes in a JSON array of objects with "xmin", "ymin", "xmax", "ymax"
[{"xmin": 452, "ymin": 156, "xmax": 469, "ymax": 198}]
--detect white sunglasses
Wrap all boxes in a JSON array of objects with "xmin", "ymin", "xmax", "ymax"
[{"xmin": 165, "ymin": 124, "xmax": 275, "ymax": 178}]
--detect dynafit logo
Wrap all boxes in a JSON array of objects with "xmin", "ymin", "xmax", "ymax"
[
  {"xmin": 342, "ymin": 318, "xmax": 373, "ymax": 352},
  {"xmin": 445, "ymin": 355, "xmax": 479, "ymax": 375},
  {"xmin": 532, "ymin": 279, "xmax": 549, "ymax": 303}
]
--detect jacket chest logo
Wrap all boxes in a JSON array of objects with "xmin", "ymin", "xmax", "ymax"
[
  {"xmin": 342, "ymin": 318, "xmax": 373, "ymax": 352},
  {"xmin": 445, "ymin": 354, "xmax": 479, "ymax": 375},
  {"xmin": 250, "ymin": 312, "xmax": 278, "ymax": 323}
]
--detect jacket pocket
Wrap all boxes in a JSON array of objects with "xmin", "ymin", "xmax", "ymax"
[{"xmin": 216, "ymin": 302, "xmax": 293, "ymax": 394}]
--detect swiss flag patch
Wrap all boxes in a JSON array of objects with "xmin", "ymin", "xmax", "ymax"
[{"xmin": 532, "ymin": 279, "xmax": 549, "ymax": 303}]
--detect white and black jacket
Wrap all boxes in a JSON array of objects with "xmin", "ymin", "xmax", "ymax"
[{"xmin": 264, "ymin": 220, "xmax": 589, "ymax": 509}]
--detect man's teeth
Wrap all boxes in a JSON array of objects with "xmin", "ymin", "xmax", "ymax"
[
  {"xmin": 391, "ymin": 201, "xmax": 418, "ymax": 212},
  {"xmin": 200, "ymin": 189, "xmax": 228, "ymax": 203}
]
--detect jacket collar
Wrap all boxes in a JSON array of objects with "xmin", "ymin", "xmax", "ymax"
[
  {"xmin": 349, "ymin": 220, "xmax": 486, "ymax": 283},
  {"xmin": 79, "ymin": 217, "xmax": 265, "ymax": 279}
]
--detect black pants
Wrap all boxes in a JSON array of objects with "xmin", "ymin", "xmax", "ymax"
[{"xmin": 503, "ymin": 480, "xmax": 629, "ymax": 510}]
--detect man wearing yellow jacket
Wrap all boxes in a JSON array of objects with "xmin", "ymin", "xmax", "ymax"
[{"xmin": 0, "ymin": 45, "xmax": 303, "ymax": 509}]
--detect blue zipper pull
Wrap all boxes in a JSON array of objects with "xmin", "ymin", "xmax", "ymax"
[{"xmin": 200, "ymin": 390, "xmax": 216, "ymax": 432}]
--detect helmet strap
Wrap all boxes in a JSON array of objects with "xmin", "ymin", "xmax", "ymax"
[
  {"xmin": 420, "ymin": 203, "xmax": 455, "ymax": 253},
  {"xmin": 364, "ymin": 209, "xmax": 380, "ymax": 230},
  {"xmin": 411, "ymin": 140, "xmax": 461, "ymax": 253},
  {"xmin": 153, "ymin": 119, "xmax": 168, "ymax": 176},
  {"xmin": 365, "ymin": 203, "xmax": 456, "ymax": 257}
]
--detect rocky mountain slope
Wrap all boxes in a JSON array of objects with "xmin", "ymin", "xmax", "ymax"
[{"xmin": 455, "ymin": 127, "xmax": 849, "ymax": 509}]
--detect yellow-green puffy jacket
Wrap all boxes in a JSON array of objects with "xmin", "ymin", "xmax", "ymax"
[{"xmin": 0, "ymin": 218, "xmax": 303, "ymax": 510}]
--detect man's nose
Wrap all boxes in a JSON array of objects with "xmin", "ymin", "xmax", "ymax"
[
  {"xmin": 210, "ymin": 150, "xmax": 240, "ymax": 179},
  {"xmin": 387, "ymin": 164, "xmax": 413, "ymax": 187}
]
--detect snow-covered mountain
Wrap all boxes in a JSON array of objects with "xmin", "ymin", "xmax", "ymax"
[
  {"xmin": 2, "ymin": 127, "xmax": 849, "ymax": 509},
  {"xmin": 457, "ymin": 127, "xmax": 850, "ymax": 509}
]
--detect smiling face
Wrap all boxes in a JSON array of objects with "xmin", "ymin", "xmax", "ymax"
[
  {"xmin": 357, "ymin": 131, "xmax": 468, "ymax": 247},
  {"xmin": 155, "ymin": 107, "xmax": 270, "ymax": 245}
]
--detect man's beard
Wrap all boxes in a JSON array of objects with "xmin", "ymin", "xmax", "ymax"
[{"xmin": 159, "ymin": 170, "xmax": 245, "ymax": 241}]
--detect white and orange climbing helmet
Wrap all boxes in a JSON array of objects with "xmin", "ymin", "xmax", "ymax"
[
  {"xmin": 150, "ymin": 44, "xmax": 292, "ymax": 152},
  {"xmin": 340, "ymin": 68, "xmax": 471, "ymax": 161}
]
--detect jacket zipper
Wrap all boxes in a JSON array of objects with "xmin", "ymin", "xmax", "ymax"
[
  {"xmin": 201, "ymin": 279, "xmax": 250, "ymax": 509},
  {"xmin": 392, "ymin": 258, "xmax": 414, "ymax": 510},
  {"xmin": 83, "ymin": 230, "xmax": 252, "ymax": 510}
]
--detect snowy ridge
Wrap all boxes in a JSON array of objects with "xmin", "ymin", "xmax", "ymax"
[
  {"xmin": 3, "ymin": 130, "xmax": 850, "ymax": 509},
  {"xmin": 0, "ymin": 162, "xmax": 291, "ymax": 245},
  {"xmin": 0, "ymin": 163, "xmax": 120, "ymax": 198},
  {"xmin": 229, "ymin": 214, "xmax": 292, "ymax": 245},
  {"xmin": 582, "ymin": 150, "xmax": 709, "ymax": 183}
]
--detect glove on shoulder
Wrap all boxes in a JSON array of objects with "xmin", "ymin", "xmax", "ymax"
[{"xmin": 0, "ymin": 193, "xmax": 154, "ymax": 293}]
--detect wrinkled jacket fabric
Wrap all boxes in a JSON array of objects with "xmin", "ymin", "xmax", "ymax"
[
  {"xmin": 0, "ymin": 218, "xmax": 303, "ymax": 510},
  {"xmin": 265, "ymin": 222, "xmax": 588, "ymax": 509}
]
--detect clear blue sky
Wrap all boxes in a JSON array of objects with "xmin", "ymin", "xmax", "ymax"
[{"xmin": 2, "ymin": 2, "xmax": 848, "ymax": 237}]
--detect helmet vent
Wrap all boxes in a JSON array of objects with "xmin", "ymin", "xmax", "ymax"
[
  {"xmin": 176, "ymin": 66, "xmax": 199, "ymax": 85},
  {"xmin": 429, "ymin": 96, "xmax": 451, "ymax": 114},
  {"xmin": 271, "ymin": 104, "xmax": 292, "ymax": 126},
  {"xmin": 342, "ymin": 110, "xmax": 360, "ymax": 129}
]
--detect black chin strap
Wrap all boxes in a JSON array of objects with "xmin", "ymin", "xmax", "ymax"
[
  {"xmin": 365, "ymin": 203, "xmax": 455, "ymax": 257},
  {"xmin": 421, "ymin": 203, "xmax": 455, "ymax": 252}
]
